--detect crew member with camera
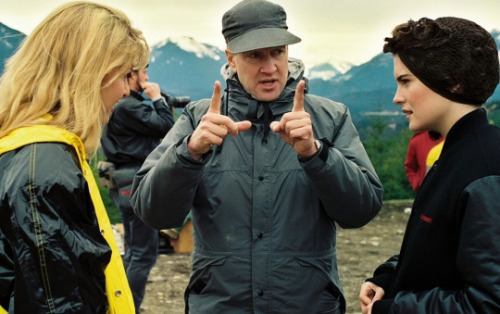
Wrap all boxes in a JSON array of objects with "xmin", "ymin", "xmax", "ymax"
[{"xmin": 100, "ymin": 64, "xmax": 175, "ymax": 313}]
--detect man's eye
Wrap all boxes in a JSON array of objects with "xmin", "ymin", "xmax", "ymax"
[{"xmin": 272, "ymin": 50, "xmax": 284, "ymax": 56}]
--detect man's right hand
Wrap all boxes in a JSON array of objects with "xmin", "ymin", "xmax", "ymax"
[
  {"xmin": 141, "ymin": 82, "xmax": 162, "ymax": 100},
  {"xmin": 187, "ymin": 81, "xmax": 251, "ymax": 160}
]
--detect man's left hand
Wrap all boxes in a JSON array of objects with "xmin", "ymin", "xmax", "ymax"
[{"xmin": 270, "ymin": 80, "xmax": 318, "ymax": 158}]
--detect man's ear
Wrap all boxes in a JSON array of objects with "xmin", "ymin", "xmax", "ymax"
[
  {"xmin": 226, "ymin": 49, "xmax": 237, "ymax": 72},
  {"xmin": 127, "ymin": 70, "xmax": 139, "ymax": 87},
  {"xmin": 129, "ymin": 70, "xmax": 139, "ymax": 81},
  {"xmin": 126, "ymin": 70, "xmax": 140, "ymax": 92}
]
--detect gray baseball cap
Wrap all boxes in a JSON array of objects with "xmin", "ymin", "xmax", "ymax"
[{"xmin": 222, "ymin": 0, "xmax": 301, "ymax": 53}]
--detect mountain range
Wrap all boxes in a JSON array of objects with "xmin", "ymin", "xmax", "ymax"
[
  {"xmin": 0, "ymin": 23, "xmax": 25, "ymax": 72},
  {"xmin": 2, "ymin": 22, "xmax": 500, "ymax": 125}
]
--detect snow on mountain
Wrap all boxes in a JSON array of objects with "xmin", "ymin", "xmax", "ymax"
[
  {"xmin": 0, "ymin": 23, "xmax": 24, "ymax": 49},
  {"xmin": 306, "ymin": 59, "xmax": 353, "ymax": 81},
  {"xmin": 152, "ymin": 36, "xmax": 222, "ymax": 61},
  {"xmin": 147, "ymin": 36, "xmax": 226, "ymax": 100},
  {"xmin": 0, "ymin": 28, "xmax": 14, "ymax": 49},
  {"xmin": 0, "ymin": 23, "xmax": 26, "ymax": 74}
]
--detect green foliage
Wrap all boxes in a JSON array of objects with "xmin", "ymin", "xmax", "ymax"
[
  {"xmin": 89, "ymin": 154, "xmax": 122, "ymax": 224},
  {"xmin": 486, "ymin": 102, "xmax": 499, "ymax": 125},
  {"xmin": 361, "ymin": 116, "xmax": 415, "ymax": 200}
]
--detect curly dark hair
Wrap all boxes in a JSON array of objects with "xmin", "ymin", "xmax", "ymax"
[{"xmin": 383, "ymin": 17, "xmax": 499, "ymax": 105}]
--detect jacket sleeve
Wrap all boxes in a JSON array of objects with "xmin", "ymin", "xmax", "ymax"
[
  {"xmin": 366, "ymin": 254, "xmax": 399, "ymax": 288},
  {"xmin": 1, "ymin": 144, "xmax": 111, "ymax": 313},
  {"xmin": 131, "ymin": 100, "xmax": 209, "ymax": 229},
  {"xmin": 372, "ymin": 176, "xmax": 500, "ymax": 314},
  {"xmin": 117, "ymin": 97, "xmax": 175, "ymax": 138},
  {"xmin": 302, "ymin": 101, "xmax": 383, "ymax": 228},
  {"xmin": 0, "ymin": 232, "xmax": 13, "ymax": 310}
]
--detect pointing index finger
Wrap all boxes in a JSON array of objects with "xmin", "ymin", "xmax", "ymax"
[
  {"xmin": 292, "ymin": 80, "xmax": 306, "ymax": 112},
  {"xmin": 208, "ymin": 81, "xmax": 222, "ymax": 114}
]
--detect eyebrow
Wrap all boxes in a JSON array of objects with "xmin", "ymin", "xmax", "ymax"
[{"xmin": 396, "ymin": 74, "xmax": 410, "ymax": 82}]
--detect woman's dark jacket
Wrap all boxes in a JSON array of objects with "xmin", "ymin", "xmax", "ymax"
[{"xmin": 370, "ymin": 108, "xmax": 500, "ymax": 313}]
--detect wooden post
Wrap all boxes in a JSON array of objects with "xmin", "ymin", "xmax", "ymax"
[{"xmin": 169, "ymin": 220, "xmax": 194, "ymax": 253}]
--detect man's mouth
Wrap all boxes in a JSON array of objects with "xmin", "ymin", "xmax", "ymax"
[{"xmin": 260, "ymin": 79, "xmax": 277, "ymax": 87}]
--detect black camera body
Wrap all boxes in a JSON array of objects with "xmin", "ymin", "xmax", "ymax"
[{"xmin": 162, "ymin": 92, "xmax": 191, "ymax": 108}]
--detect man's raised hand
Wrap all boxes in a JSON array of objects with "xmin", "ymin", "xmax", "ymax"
[
  {"xmin": 188, "ymin": 81, "xmax": 251, "ymax": 160},
  {"xmin": 270, "ymin": 80, "xmax": 318, "ymax": 158}
]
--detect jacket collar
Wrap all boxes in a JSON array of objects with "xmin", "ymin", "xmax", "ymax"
[
  {"xmin": 129, "ymin": 90, "xmax": 146, "ymax": 102},
  {"xmin": 442, "ymin": 107, "xmax": 488, "ymax": 152}
]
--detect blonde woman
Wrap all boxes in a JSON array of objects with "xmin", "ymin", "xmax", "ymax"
[{"xmin": 0, "ymin": 2, "xmax": 149, "ymax": 313}]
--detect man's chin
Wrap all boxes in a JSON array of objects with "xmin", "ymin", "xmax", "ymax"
[{"xmin": 253, "ymin": 91, "xmax": 281, "ymax": 102}]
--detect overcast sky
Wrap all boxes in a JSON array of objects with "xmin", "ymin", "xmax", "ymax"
[{"xmin": 1, "ymin": 0, "xmax": 500, "ymax": 66}]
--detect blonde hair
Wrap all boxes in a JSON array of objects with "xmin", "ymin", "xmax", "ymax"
[{"xmin": 0, "ymin": 1, "xmax": 150, "ymax": 153}]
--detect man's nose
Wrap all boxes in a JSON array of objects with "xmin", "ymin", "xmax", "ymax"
[{"xmin": 260, "ymin": 56, "xmax": 277, "ymax": 73}]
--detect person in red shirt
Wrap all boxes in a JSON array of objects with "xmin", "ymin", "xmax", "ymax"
[{"xmin": 404, "ymin": 130, "xmax": 443, "ymax": 191}]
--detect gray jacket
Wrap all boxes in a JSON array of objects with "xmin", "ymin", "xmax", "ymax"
[{"xmin": 131, "ymin": 59, "xmax": 383, "ymax": 313}]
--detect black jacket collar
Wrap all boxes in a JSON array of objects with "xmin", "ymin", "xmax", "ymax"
[{"xmin": 129, "ymin": 90, "xmax": 146, "ymax": 102}]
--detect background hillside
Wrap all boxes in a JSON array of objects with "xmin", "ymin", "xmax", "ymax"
[
  {"xmin": 0, "ymin": 23, "xmax": 25, "ymax": 71},
  {"xmin": 2, "ymin": 22, "xmax": 499, "ymax": 200}
]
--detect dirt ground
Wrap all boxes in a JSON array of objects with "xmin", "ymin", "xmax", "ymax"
[{"xmin": 139, "ymin": 200, "xmax": 413, "ymax": 314}]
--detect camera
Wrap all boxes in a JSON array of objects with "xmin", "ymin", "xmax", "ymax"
[{"xmin": 162, "ymin": 92, "xmax": 191, "ymax": 108}]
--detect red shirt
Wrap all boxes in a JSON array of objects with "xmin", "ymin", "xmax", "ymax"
[{"xmin": 404, "ymin": 131, "xmax": 443, "ymax": 191}]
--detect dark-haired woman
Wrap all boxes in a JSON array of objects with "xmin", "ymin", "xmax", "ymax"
[{"xmin": 360, "ymin": 17, "xmax": 500, "ymax": 314}]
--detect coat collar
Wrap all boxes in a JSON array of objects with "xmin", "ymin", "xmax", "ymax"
[
  {"xmin": 0, "ymin": 125, "xmax": 86, "ymax": 162},
  {"xmin": 443, "ymin": 107, "xmax": 488, "ymax": 151}
]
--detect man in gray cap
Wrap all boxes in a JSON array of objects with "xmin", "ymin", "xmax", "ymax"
[{"xmin": 131, "ymin": 0, "xmax": 383, "ymax": 312}]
